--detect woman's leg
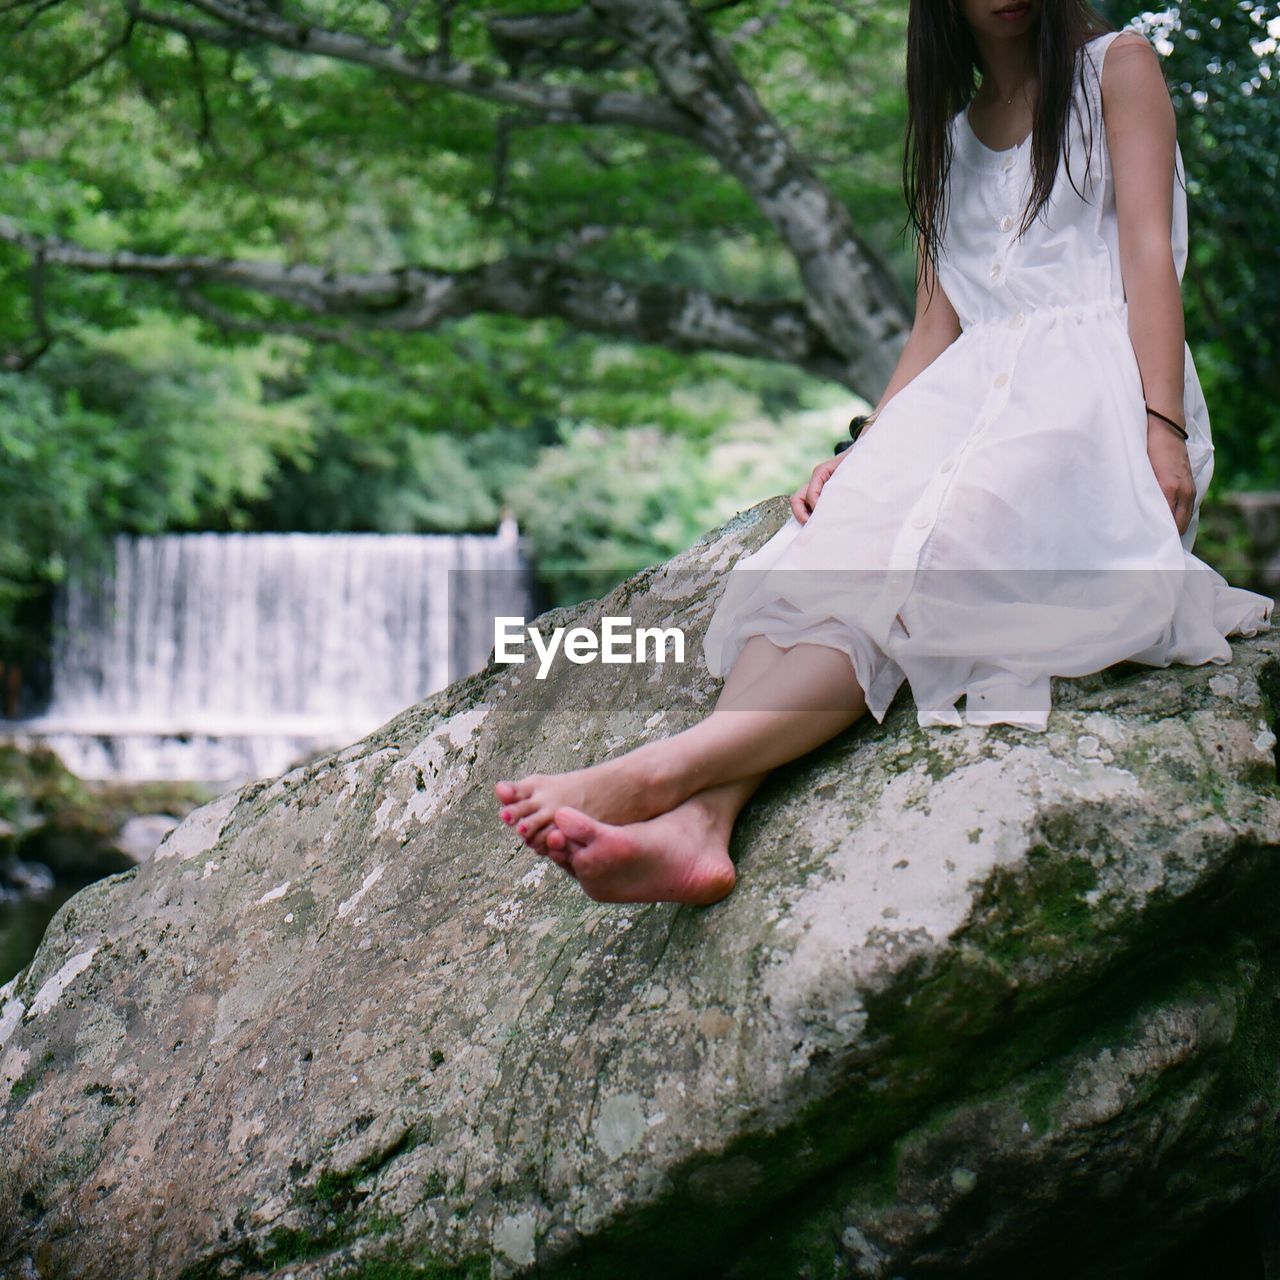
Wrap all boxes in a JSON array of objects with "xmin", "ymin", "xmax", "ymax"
[
  {"xmin": 495, "ymin": 636, "xmax": 869, "ymax": 847},
  {"xmin": 536, "ymin": 639, "xmax": 870, "ymax": 904},
  {"xmin": 535, "ymin": 635, "xmax": 787, "ymax": 870},
  {"xmin": 501, "ymin": 632, "xmax": 788, "ymax": 857}
]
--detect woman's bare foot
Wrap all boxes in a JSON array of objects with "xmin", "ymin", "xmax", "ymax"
[
  {"xmin": 494, "ymin": 744, "xmax": 684, "ymax": 847},
  {"xmin": 546, "ymin": 803, "xmax": 736, "ymax": 905}
]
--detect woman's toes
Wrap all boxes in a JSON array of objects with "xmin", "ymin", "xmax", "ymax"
[
  {"xmin": 548, "ymin": 848, "xmax": 578, "ymax": 878},
  {"xmin": 516, "ymin": 808, "xmax": 554, "ymax": 840},
  {"xmin": 552, "ymin": 806, "xmax": 599, "ymax": 847},
  {"xmin": 545, "ymin": 826, "xmax": 567, "ymax": 853},
  {"xmin": 523, "ymin": 824, "xmax": 555, "ymax": 855},
  {"xmin": 499, "ymin": 797, "xmax": 540, "ymax": 827},
  {"xmin": 496, "ymin": 776, "xmax": 539, "ymax": 803}
]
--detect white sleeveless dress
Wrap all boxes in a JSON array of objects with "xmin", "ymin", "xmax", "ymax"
[{"xmin": 702, "ymin": 29, "xmax": 1273, "ymax": 731}]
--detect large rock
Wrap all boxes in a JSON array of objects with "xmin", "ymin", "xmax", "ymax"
[{"xmin": 2, "ymin": 497, "xmax": 1279, "ymax": 1280}]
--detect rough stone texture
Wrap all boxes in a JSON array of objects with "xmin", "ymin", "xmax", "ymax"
[{"xmin": 2, "ymin": 496, "xmax": 1279, "ymax": 1280}]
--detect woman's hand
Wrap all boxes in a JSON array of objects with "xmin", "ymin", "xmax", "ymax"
[
  {"xmin": 1147, "ymin": 420, "xmax": 1195, "ymax": 535},
  {"xmin": 790, "ymin": 452, "xmax": 848, "ymax": 525}
]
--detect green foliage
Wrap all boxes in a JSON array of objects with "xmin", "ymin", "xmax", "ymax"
[
  {"xmin": 1127, "ymin": 2, "xmax": 1280, "ymax": 483},
  {"xmin": 40, "ymin": 317, "xmax": 312, "ymax": 528},
  {"xmin": 511, "ymin": 422, "xmax": 718, "ymax": 605},
  {"xmin": 0, "ymin": 315, "xmax": 311, "ymax": 648},
  {"xmin": 0, "ymin": 374, "xmax": 105, "ymax": 645},
  {"xmin": 510, "ymin": 385, "xmax": 851, "ymax": 606},
  {"xmin": 0, "ymin": 743, "xmax": 89, "ymax": 833},
  {"xmin": 0, "ymin": 0, "xmax": 909, "ymax": 654}
]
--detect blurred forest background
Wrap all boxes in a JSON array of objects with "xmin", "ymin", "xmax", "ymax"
[{"xmin": 0, "ymin": 0, "xmax": 1277, "ymax": 662}]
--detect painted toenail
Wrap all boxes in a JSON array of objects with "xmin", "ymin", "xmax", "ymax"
[
  {"xmin": 501, "ymin": 810, "xmax": 511, "ymax": 823},
  {"xmin": 517, "ymin": 822, "xmax": 527, "ymax": 834}
]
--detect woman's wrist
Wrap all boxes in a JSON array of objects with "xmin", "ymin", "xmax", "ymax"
[{"xmin": 1145, "ymin": 403, "xmax": 1188, "ymax": 441}]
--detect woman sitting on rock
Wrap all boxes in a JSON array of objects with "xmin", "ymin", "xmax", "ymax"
[{"xmin": 494, "ymin": 0, "xmax": 1271, "ymax": 905}]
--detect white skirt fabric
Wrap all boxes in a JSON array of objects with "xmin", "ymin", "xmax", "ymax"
[{"xmin": 702, "ymin": 30, "xmax": 1273, "ymax": 731}]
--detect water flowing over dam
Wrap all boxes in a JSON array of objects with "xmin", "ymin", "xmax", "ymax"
[{"xmin": 2, "ymin": 520, "xmax": 532, "ymax": 784}]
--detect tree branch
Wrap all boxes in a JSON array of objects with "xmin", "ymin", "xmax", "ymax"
[
  {"xmin": 184, "ymin": 31, "xmax": 219, "ymax": 149},
  {"xmin": 3, "ymin": 0, "xmax": 69, "ymax": 34},
  {"xmin": 573, "ymin": 0, "xmax": 910, "ymax": 388},
  {"xmin": 0, "ymin": 218, "xmax": 853, "ymax": 382},
  {"xmin": 122, "ymin": 0, "xmax": 252, "ymax": 50},
  {"xmin": 486, "ymin": 111, "xmax": 544, "ymax": 216},
  {"xmin": 176, "ymin": 283, "xmax": 435, "ymax": 393},
  {"xmin": 486, "ymin": 6, "xmax": 641, "ymax": 75},
  {"xmin": 44, "ymin": 12, "xmax": 136, "ymax": 91},
  {"xmin": 129, "ymin": 0, "xmax": 711, "ymax": 142},
  {"xmin": 435, "ymin": 0, "xmax": 459, "ymax": 65},
  {"xmin": 28, "ymin": 0, "xmax": 910, "ymax": 395},
  {"xmin": 1, "ymin": 250, "xmax": 57, "ymax": 372}
]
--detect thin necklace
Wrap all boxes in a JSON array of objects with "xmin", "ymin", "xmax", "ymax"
[{"xmin": 981, "ymin": 77, "xmax": 1034, "ymax": 107}]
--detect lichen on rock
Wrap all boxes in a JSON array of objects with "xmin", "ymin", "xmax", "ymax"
[{"xmin": 2, "ymin": 496, "xmax": 1279, "ymax": 1280}]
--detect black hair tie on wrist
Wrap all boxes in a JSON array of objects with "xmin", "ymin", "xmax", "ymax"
[
  {"xmin": 834, "ymin": 413, "xmax": 873, "ymax": 456},
  {"xmin": 1146, "ymin": 403, "xmax": 1189, "ymax": 441}
]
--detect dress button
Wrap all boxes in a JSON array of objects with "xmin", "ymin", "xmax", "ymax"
[
  {"xmin": 994, "ymin": 372, "xmax": 1009, "ymax": 388},
  {"xmin": 911, "ymin": 513, "xmax": 931, "ymax": 529},
  {"xmin": 989, "ymin": 263, "xmax": 1002, "ymax": 279},
  {"xmin": 1010, "ymin": 312, "xmax": 1025, "ymax": 328},
  {"xmin": 1001, "ymin": 155, "xmax": 1015, "ymax": 172},
  {"xmin": 999, "ymin": 215, "xmax": 1014, "ymax": 231},
  {"xmin": 940, "ymin": 457, "xmax": 955, "ymax": 473}
]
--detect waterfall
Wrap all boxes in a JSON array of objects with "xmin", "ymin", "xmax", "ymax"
[{"xmin": 8, "ymin": 520, "xmax": 532, "ymax": 784}]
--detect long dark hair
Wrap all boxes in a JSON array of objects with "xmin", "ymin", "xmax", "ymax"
[{"xmin": 903, "ymin": 0, "xmax": 1115, "ymax": 299}]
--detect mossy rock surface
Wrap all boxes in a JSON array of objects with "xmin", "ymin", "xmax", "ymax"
[
  {"xmin": 0, "ymin": 742, "xmax": 212, "ymax": 880},
  {"xmin": 2, "ymin": 497, "xmax": 1279, "ymax": 1279}
]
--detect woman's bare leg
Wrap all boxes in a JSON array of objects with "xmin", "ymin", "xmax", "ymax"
[
  {"xmin": 532, "ymin": 635, "xmax": 786, "ymax": 872},
  {"xmin": 547, "ymin": 655, "xmax": 780, "ymax": 897},
  {"xmin": 520, "ymin": 633, "xmax": 786, "ymax": 863},
  {"xmin": 535, "ymin": 640, "xmax": 870, "ymax": 903},
  {"xmin": 495, "ymin": 637, "xmax": 869, "ymax": 851}
]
